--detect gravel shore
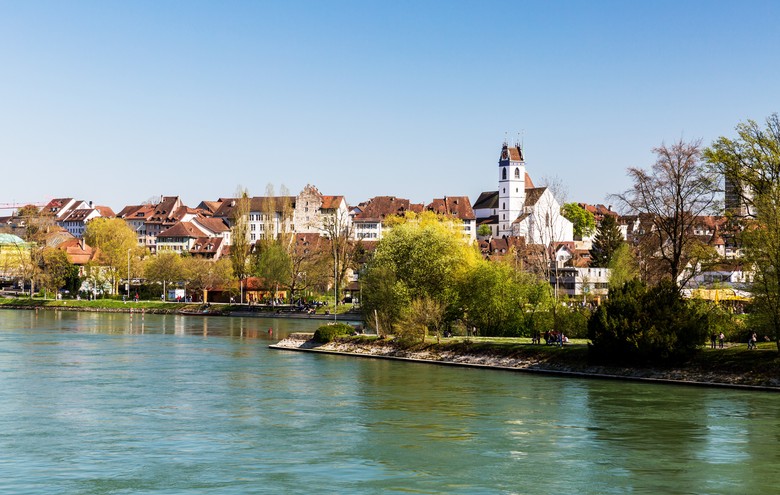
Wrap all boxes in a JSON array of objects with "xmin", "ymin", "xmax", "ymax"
[{"xmin": 272, "ymin": 334, "xmax": 780, "ymax": 391}]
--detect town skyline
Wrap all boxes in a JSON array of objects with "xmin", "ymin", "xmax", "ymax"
[{"xmin": 2, "ymin": 2, "xmax": 779, "ymax": 210}]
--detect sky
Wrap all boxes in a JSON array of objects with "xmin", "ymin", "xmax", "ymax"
[{"xmin": 1, "ymin": 0, "xmax": 779, "ymax": 213}]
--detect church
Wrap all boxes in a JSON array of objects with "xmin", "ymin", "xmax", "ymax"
[{"xmin": 473, "ymin": 141, "xmax": 573, "ymax": 246}]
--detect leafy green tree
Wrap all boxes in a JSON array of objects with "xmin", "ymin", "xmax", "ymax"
[
  {"xmin": 360, "ymin": 264, "xmax": 409, "ymax": 337},
  {"xmin": 84, "ymin": 217, "xmax": 140, "ymax": 294},
  {"xmin": 477, "ymin": 224, "xmax": 492, "ymax": 237},
  {"xmin": 184, "ymin": 257, "xmax": 233, "ymax": 303},
  {"xmin": 251, "ymin": 241, "xmax": 291, "ymax": 300},
  {"xmin": 590, "ymin": 215, "xmax": 624, "ymax": 267},
  {"xmin": 144, "ymin": 252, "xmax": 185, "ymax": 300},
  {"xmin": 607, "ymin": 243, "xmax": 639, "ymax": 289},
  {"xmin": 40, "ymin": 247, "xmax": 77, "ymax": 297},
  {"xmin": 561, "ymin": 203, "xmax": 596, "ymax": 239},
  {"xmin": 705, "ymin": 114, "xmax": 780, "ymax": 352},
  {"xmin": 458, "ymin": 261, "xmax": 528, "ymax": 337},
  {"xmin": 361, "ymin": 212, "xmax": 479, "ymax": 333}
]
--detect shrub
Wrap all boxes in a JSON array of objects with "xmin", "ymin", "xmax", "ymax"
[
  {"xmin": 588, "ymin": 280, "xmax": 710, "ymax": 364},
  {"xmin": 313, "ymin": 323, "xmax": 355, "ymax": 343}
]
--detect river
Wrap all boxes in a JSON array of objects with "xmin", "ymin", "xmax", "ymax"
[{"xmin": 1, "ymin": 309, "xmax": 778, "ymax": 494}]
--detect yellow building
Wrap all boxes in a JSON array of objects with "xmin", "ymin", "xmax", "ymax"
[{"xmin": 0, "ymin": 233, "xmax": 31, "ymax": 280}]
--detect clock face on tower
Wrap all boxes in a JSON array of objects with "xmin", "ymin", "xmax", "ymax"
[{"xmin": 501, "ymin": 149, "xmax": 509, "ymax": 160}]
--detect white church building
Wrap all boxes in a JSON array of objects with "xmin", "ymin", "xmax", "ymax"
[{"xmin": 473, "ymin": 141, "xmax": 573, "ymax": 246}]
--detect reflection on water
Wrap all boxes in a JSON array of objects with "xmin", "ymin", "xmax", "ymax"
[{"xmin": 1, "ymin": 309, "xmax": 779, "ymax": 494}]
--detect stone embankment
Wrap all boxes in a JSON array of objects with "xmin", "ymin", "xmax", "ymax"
[{"xmin": 272, "ymin": 334, "xmax": 780, "ymax": 391}]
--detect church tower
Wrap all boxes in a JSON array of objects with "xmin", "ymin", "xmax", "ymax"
[{"xmin": 497, "ymin": 141, "xmax": 526, "ymax": 237}]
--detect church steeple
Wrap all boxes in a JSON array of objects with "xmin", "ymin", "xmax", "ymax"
[{"xmin": 497, "ymin": 140, "xmax": 526, "ymax": 237}]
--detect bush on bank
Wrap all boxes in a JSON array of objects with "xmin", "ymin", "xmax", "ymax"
[
  {"xmin": 588, "ymin": 280, "xmax": 711, "ymax": 364},
  {"xmin": 313, "ymin": 323, "xmax": 355, "ymax": 343}
]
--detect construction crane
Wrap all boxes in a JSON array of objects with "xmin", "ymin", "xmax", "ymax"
[{"xmin": 0, "ymin": 202, "xmax": 47, "ymax": 210}]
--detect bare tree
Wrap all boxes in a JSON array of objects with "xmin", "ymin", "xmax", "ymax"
[
  {"xmin": 230, "ymin": 186, "xmax": 251, "ymax": 303},
  {"xmin": 321, "ymin": 208, "xmax": 357, "ymax": 305},
  {"xmin": 613, "ymin": 139, "xmax": 720, "ymax": 287}
]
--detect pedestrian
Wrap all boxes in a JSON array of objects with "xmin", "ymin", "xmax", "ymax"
[
  {"xmin": 710, "ymin": 333, "xmax": 717, "ymax": 349},
  {"xmin": 719, "ymin": 332, "xmax": 725, "ymax": 349}
]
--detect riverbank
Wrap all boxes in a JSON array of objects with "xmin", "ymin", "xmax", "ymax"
[
  {"xmin": 272, "ymin": 333, "xmax": 780, "ymax": 391},
  {"xmin": 0, "ymin": 298, "xmax": 362, "ymax": 320}
]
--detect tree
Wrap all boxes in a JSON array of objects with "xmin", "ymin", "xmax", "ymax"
[
  {"xmin": 144, "ymin": 252, "xmax": 185, "ymax": 300},
  {"xmin": 84, "ymin": 217, "xmax": 139, "ymax": 294},
  {"xmin": 588, "ymin": 279, "xmax": 711, "ymax": 364},
  {"xmin": 184, "ymin": 257, "xmax": 233, "ymax": 303},
  {"xmin": 613, "ymin": 139, "xmax": 720, "ymax": 287},
  {"xmin": 607, "ymin": 243, "xmax": 640, "ymax": 289},
  {"xmin": 704, "ymin": 113, "xmax": 780, "ymax": 219},
  {"xmin": 705, "ymin": 115, "xmax": 780, "ymax": 351},
  {"xmin": 477, "ymin": 224, "xmax": 492, "ymax": 237},
  {"xmin": 251, "ymin": 241, "xmax": 291, "ymax": 301},
  {"xmin": 230, "ymin": 187, "xmax": 251, "ymax": 302},
  {"xmin": 457, "ymin": 260, "xmax": 531, "ymax": 337},
  {"xmin": 589, "ymin": 215, "xmax": 624, "ymax": 267},
  {"xmin": 398, "ymin": 296, "xmax": 446, "ymax": 343},
  {"xmin": 286, "ymin": 234, "xmax": 329, "ymax": 301},
  {"xmin": 321, "ymin": 207, "xmax": 358, "ymax": 304},
  {"xmin": 40, "ymin": 247, "xmax": 77, "ymax": 297},
  {"xmin": 361, "ymin": 212, "xmax": 480, "ymax": 333},
  {"xmin": 561, "ymin": 202, "xmax": 596, "ymax": 239}
]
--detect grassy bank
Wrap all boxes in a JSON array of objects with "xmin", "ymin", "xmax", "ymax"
[{"xmin": 278, "ymin": 333, "xmax": 780, "ymax": 388}]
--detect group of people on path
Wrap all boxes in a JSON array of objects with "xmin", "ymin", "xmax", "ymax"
[{"xmin": 710, "ymin": 332, "xmax": 726, "ymax": 349}]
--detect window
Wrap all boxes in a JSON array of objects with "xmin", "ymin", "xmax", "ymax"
[
  {"xmin": 502, "ymin": 168, "xmax": 507, "ymax": 180},
  {"xmin": 514, "ymin": 168, "xmax": 520, "ymax": 179},
  {"xmin": 502, "ymin": 203, "xmax": 505, "ymax": 209}
]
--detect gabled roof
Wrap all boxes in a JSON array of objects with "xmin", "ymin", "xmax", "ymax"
[
  {"xmin": 57, "ymin": 237, "xmax": 98, "ymax": 265},
  {"xmin": 118, "ymin": 204, "xmax": 156, "ymax": 220},
  {"xmin": 62, "ymin": 208, "xmax": 95, "ymax": 222},
  {"xmin": 524, "ymin": 187, "xmax": 547, "ymax": 207},
  {"xmin": 426, "ymin": 196, "xmax": 476, "ymax": 220},
  {"xmin": 190, "ymin": 236, "xmax": 223, "ymax": 255},
  {"xmin": 212, "ymin": 196, "xmax": 296, "ymax": 218},
  {"xmin": 196, "ymin": 200, "xmax": 223, "ymax": 214},
  {"xmin": 95, "ymin": 206, "xmax": 115, "ymax": 217},
  {"xmin": 353, "ymin": 196, "xmax": 424, "ymax": 222},
  {"xmin": 157, "ymin": 221, "xmax": 207, "ymax": 239},
  {"xmin": 43, "ymin": 198, "xmax": 74, "ymax": 216},
  {"xmin": 321, "ymin": 195, "xmax": 344, "ymax": 210},
  {"xmin": 194, "ymin": 216, "xmax": 230, "ymax": 233},
  {"xmin": 473, "ymin": 191, "xmax": 499, "ymax": 210}
]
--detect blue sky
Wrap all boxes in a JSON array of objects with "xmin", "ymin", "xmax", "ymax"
[{"xmin": 1, "ymin": 1, "xmax": 778, "ymax": 212}]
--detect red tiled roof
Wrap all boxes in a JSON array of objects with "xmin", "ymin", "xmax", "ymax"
[
  {"xmin": 354, "ymin": 196, "xmax": 424, "ymax": 221},
  {"xmin": 426, "ymin": 196, "xmax": 476, "ymax": 220},
  {"xmin": 157, "ymin": 221, "xmax": 207, "ymax": 238},
  {"xmin": 194, "ymin": 216, "xmax": 229, "ymax": 233},
  {"xmin": 95, "ymin": 206, "xmax": 115, "ymax": 217},
  {"xmin": 321, "ymin": 195, "xmax": 343, "ymax": 210}
]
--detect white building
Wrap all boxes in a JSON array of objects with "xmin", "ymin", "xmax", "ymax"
[{"xmin": 474, "ymin": 142, "xmax": 573, "ymax": 246}]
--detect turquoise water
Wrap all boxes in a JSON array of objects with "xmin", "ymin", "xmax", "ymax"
[{"xmin": 1, "ymin": 309, "xmax": 778, "ymax": 494}]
